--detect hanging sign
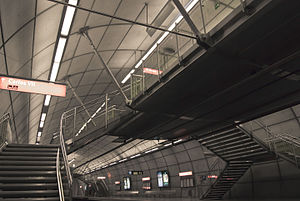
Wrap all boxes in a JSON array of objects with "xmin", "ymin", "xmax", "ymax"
[
  {"xmin": 0, "ymin": 75, "xmax": 66, "ymax": 97},
  {"xmin": 143, "ymin": 67, "xmax": 163, "ymax": 75}
]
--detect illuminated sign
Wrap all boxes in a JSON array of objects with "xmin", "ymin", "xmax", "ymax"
[
  {"xmin": 207, "ymin": 175, "xmax": 218, "ymax": 179},
  {"xmin": 97, "ymin": 176, "xmax": 106, "ymax": 180},
  {"xmin": 115, "ymin": 181, "xmax": 120, "ymax": 185},
  {"xmin": 0, "ymin": 76, "xmax": 66, "ymax": 97},
  {"xmin": 142, "ymin": 177, "xmax": 151, "ymax": 181},
  {"xmin": 157, "ymin": 170, "xmax": 169, "ymax": 187},
  {"xmin": 123, "ymin": 177, "xmax": 131, "ymax": 190},
  {"xmin": 179, "ymin": 171, "xmax": 193, "ymax": 177},
  {"xmin": 129, "ymin": 171, "xmax": 143, "ymax": 175},
  {"xmin": 143, "ymin": 67, "xmax": 163, "ymax": 75}
]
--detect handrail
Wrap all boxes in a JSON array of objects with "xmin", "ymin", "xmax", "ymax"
[
  {"xmin": 0, "ymin": 113, "xmax": 11, "ymax": 150},
  {"xmin": 60, "ymin": 113, "xmax": 73, "ymax": 190},
  {"xmin": 56, "ymin": 148, "xmax": 65, "ymax": 201}
]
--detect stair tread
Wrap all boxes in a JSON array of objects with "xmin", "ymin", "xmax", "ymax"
[
  {"xmin": 0, "ymin": 166, "xmax": 56, "ymax": 170},
  {"xmin": 0, "ymin": 161, "xmax": 56, "ymax": 166},
  {"xmin": 0, "ymin": 156, "xmax": 56, "ymax": 161}
]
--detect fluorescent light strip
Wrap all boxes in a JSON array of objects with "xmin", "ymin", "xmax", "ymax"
[
  {"xmin": 41, "ymin": 113, "xmax": 47, "ymax": 122},
  {"xmin": 145, "ymin": 147, "xmax": 158, "ymax": 154},
  {"xmin": 44, "ymin": 95, "xmax": 51, "ymax": 106},
  {"xmin": 54, "ymin": 37, "xmax": 67, "ymax": 63},
  {"xmin": 39, "ymin": 121, "xmax": 45, "ymax": 128},
  {"xmin": 119, "ymin": 158, "xmax": 127, "ymax": 162},
  {"xmin": 121, "ymin": 0, "xmax": 199, "ymax": 84},
  {"xmin": 174, "ymin": 139, "xmax": 182, "ymax": 144},
  {"xmin": 37, "ymin": 132, "xmax": 42, "ymax": 137},
  {"xmin": 61, "ymin": 0, "xmax": 78, "ymax": 36},
  {"xmin": 164, "ymin": 143, "xmax": 172, "ymax": 147},
  {"xmin": 50, "ymin": 62, "xmax": 60, "ymax": 82}
]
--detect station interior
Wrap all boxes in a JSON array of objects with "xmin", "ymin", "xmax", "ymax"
[{"xmin": 0, "ymin": 0, "xmax": 300, "ymax": 200}]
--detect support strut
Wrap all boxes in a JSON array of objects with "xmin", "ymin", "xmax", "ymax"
[
  {"xmin": 80, "ymin": 28, "xmax": 131, "ymax": 105},
  {"xmin": 66, "ymin": 79, "xmax": 96, "ymax": 126},
  {"xmin": 172, "ymin": 0, "xmax": 210, "ymax": 49}
]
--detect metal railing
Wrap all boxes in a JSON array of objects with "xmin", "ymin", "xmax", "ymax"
[
  {"xmin": 129, "ymin": 0, "xmax": 249, "ymax": 100},
  {"xmin": 60, "ymin": 114, "xmax": 73, "ymax": 197},
  {"xmin": 265, "ymin": 133, "xmax": 300, "ymax": 168},
  {"xmin": 56, "ymin": 148, "xmax": 65, "ymax": 201},
  {"xmin": 248, "ymin": 120, "xmax": 300, "ymax": 168},
  {"xmin": 200, "ymin": 157, "xmax": 226, "ymax": 199},
  {"xmin": 0, "ymin": 113, "xmax": 13, "ymax": 150}
]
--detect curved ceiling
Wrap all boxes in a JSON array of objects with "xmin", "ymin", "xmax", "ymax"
[{"xmin": 0, "ymin": 0, "xmax": 193, "ymax": 144}]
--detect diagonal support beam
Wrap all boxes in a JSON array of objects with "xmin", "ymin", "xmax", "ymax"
[
  {"xmin": 48, "ymin": 0, "xmax": 196, "ymax": 40},
  {"xmin": 66, "ymin": 79, "xmax": 96, "ymax": 126},
  {"xmin": 172, "ymin": 0, "xmax": 210, "ymax": 49},
  {"xmin": 80, "ymin": 28, "xmax": 131, "ymax": 105}
]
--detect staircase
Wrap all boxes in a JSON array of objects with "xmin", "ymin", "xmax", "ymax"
[
  {"xmin": 0, "ymin": 144, "xmax": 69, "ymax": 201},
  {"xmin": 199, "ymin": 126, "xmax": 273, "ymax": 200},
  {"xmin": 267, "ymin": 134, "xmax": 300, "ymax": 168}
]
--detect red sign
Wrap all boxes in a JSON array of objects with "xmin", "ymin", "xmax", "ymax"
[
  {"xmin": 143, "ymin": 67, "xmax": 162, "ymax": 75},
  {"xmin": 0, "ymin": 76, "xmax": 66, "ymax": 97}
]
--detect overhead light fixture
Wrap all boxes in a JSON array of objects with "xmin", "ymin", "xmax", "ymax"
[
  {"xmin": 61, "ymin": 0, "xmax": 78, "ymax": 36},
  {"xmin": 50, "ymin": 62, "xmax": 60, "ymax": 82},
  {"xmin": 37, "ymin": 132, "xmax": 42, "ymax": 137},
  {"xmin": 97, "ymin": 176, "xmax": 106, "ymax": 180},
  {"xmin": 174, "ymin": 139, "xmax": 182, "ymax": 144},
  {"xmin": 130, "ymin": 153, "xmax": 141, "ymax": 159},
  {"xmin": 44, "ymin": 95, "xmax": 51, "ymax": 106},
  {"xmin": 164, "ymin": 143, "xmax": 172, "ymax": 147},
  {"xmin": 115, "ymin": 181, "xmax": 120, "ymax": 185},
  {"xmin": 119, "ymin": 158, "xmax": 127, "ymax": 162},
  {"xmin": 121, "ymin": 0, "xmax": 199, "ymax": 84},
  {"xmin": 41, "ymin": 113, "xmax": 47, "ymax": 122},
  {"xmin": 145, "ymin": 147, "xmax": 158, "ymax": 154},
  {"xmin": 54, "ymin": 37, "xmax": 67, "ymax": 63},
  {"xmin": 39, "ymin": 121, "xmax": 45, "ymax": 128}
]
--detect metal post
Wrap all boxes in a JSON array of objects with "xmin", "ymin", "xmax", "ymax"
[
  {"xmin": 80, "ymin": 29, "xmax": 131, "ymax": 105},
  {"xmin": 156, "ymin": 44, "xmax": 161, "ymax": 81},
  {"xmin": 175, "ymin": 26, "xmax": 181, "ymax": 65},
  {"xmin": 199, "ymin": 0, "xmax": 207, "ymax": 35},
  {"xmin": 172, "ymin": 0, "xmax": 210, "ymax": 49},
  {"xmin": 105, "ymin": 94, "xmax": 108, "ymax": 128},
  {"xmin": 66, "ymin": 80, "xmax": 96, "ymax": 126},
  {"xmin": 73, "ymin": 107, "xmax": 76, "ymax": 141}
]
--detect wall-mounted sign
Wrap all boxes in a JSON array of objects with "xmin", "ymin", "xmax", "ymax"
[
  {"xmin": 0, "ymin": 75, "xmax": 66, "ymax": 97},
  {"xmin": 128, "ymin": 171, "xmax": 143, "ymax": 175},
  {"xmin": 142, "ymin": 177, "xmax": 151, "ymax": 181},
  {"xmin": 179, "ymin": 171, "xmax": 193, "ymax": 177},
  {"xmin": 143, "ymin": 67, "xmax": 163, "ymax": 75},
  {"xmin": 157, "ymin": 170, "xmax": 169, "ymax": 187},
  {"xmin": 208, "ymin": 175, "xmax": 218, "ymax": 179},
  {"xmin": 123, "ymin": 177, "xmax": 131, "ymax": 190}
]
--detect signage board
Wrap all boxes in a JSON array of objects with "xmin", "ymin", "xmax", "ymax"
[
  {"xmin": 143, "ymin": 67, "xmax": 163, "ymax": 75},
  {"xmin": 0, "ymin": 75, "xmax": 66, "ymax": 97}
]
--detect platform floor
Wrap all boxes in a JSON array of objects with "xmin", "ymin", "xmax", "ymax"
[{"xmin": 74, "ymin": 197, "xmax": 300, "ymax": 201}]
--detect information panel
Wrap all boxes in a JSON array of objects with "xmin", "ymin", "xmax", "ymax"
[
  {"xmin": 157, "ymin": 170, "xmax": 169, "ymax": 187},
  {"xmin": 0, "ymin": 76, "xmax": 66, "ymax": 97},
  {"xmin": 123, "ymin": 177, "xmax": 131, "ymax": 190}
]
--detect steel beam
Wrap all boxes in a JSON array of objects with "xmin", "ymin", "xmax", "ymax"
[
  {"xmin": 80, "ymin": 29, "xmax": 131, "ymax": 105},
  {"xmin": 172, "ymin": 0, "xmax": 210, "ymax": 49},
  {"xmin": 66, "ymin": 79, "xmax": 96, "ymax": 126},
  {"xmin": 48, "ymin": 0, "xmax": 197, "ymax": 40}
]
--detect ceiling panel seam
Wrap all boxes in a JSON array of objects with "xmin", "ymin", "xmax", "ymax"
[
  {"xmin": 0, "ymin": 10, "xmax": 19, "ymax": 142},
  {"xmin": 0, "ymin": 4, "xmax": 57, "ymax": 50},
  {"xmin": 82, "ymin": 3, "xmax": 147, "ymax": 103},
  {"xmin": 45, "ymin": 0, "xmax": 97, "ymax": 135}
]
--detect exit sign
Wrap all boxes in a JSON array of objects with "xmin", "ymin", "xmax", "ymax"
[{"xmin": 0, "ymin": 75, "xmax": 66, "ymax": 97}]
